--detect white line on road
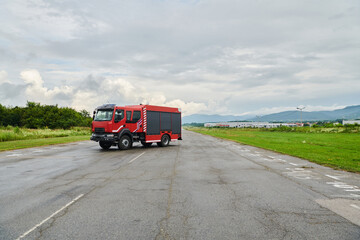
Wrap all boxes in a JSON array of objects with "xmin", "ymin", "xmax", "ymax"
[
  {"xmin": 32, "ymin": 150, "xmax": 44, "ymax": 153},
  {"xmin": 325, "ymin": 174, "xmax": 341, "ymax": 180},
  {"xmin": 128, "ymin": 152, "xmax": 145, "ymax": 164},
  {"xmin": 350, "ymin": 204, "xmax": 360, "ymax": 210},
  {"xmin": 289, "ymin": 163, "xmax": 299, "ymax": 166},
  {"xmin": 6, "ymin": 153, "xmax": 23, "ymax": 157},
  {"xmin": 16, "ymin": 194, "xmax": 84, "ymax": 240}
]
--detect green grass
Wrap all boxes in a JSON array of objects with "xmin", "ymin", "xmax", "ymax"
[
  {"xmin": 0, "ymin": 136, "xmax": 90, "ymax": 151},
  {"xmin": 0, "ymin": 126, "xmax": 91, "ymax": 151},
  {"xmin": 187, "ymin": 127, "xmax": 360, "ymax": 173}
]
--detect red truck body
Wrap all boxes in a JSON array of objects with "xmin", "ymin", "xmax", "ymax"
[{"xmin": 91, "ymin": 104, "xmax": 182, "ymax": 150}]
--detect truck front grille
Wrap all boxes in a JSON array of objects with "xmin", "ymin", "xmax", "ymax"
[{"xmin": 95, "ymin": 128, "xmax": 105, "ymax": 133}]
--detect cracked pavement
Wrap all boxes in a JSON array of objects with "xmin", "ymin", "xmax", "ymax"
[{"xmin": 0, "ymin": 130, "xmax": 359, "ymax": 239}]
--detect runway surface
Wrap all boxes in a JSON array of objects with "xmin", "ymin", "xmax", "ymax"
[{"xmin": 0, "ymin": 130, "xmax": 359, "ymax": 239}]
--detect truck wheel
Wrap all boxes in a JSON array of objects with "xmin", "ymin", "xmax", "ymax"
[
  {"xmin": 141, "ymin": 142, "xmax": 152, "ymax": 147},
  {"xmin": 99, "ymin": 141, "xmax": 112, "ymax": 150},
  {"xmin": 157, "ymin": 134, "xmax": 170, "ymax": 147},
  {"xmin": 118, "ymin": 135, "xmax": 132, "ymax": 150}
]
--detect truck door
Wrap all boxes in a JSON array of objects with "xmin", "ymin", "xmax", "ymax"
[
  {"xmin": 112, "ymin": 109, "xmax": 125, "ymax": 133},
  {"xmin": 126, "ymin": 110, "xmax": 142, "ymax": 133}
]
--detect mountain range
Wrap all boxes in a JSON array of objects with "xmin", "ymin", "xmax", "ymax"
[{"xmin": 182, "ymin": 105, "xmax": 360, "ymax": 123}]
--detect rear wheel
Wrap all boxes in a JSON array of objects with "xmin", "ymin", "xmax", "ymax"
[
  {"xmin": 157, "ymin": 134, "xmax": 170, "ymax": 147},
  {"xmin": 99, "ymin": 141, "xmax": 112, "ymax": 150},
  {"xmin": 141, "ymin": 142, "xmax": 152, "ymax": 147},
  {"xmin": 118, "ymin": 135, "xmax": 132, "ymax": 150}
]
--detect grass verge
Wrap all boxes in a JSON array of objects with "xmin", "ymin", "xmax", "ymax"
[
  {"xmin": 0, "ymin": 126, "xmax": 90, "ymax": 142},
  {"xmin": 0, "ymin": 135, "xmax": 90, "ymax": 151},
  {"xmin": 187, "ymin": 127, "xmax": 360, "ymax": 173}
]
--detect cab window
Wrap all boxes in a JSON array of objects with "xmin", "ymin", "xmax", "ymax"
[
  {"xmin": 126, "ymin": 111, "xmax": 132, "ymax": 121},
  {"xmin": 114, "ymin": 109, "xmax": 124, "ymax": 122},
  {"xmin": 94, "ymin": 109, "xmax": 113, "ymax": 121},
  {"xmin": 133, "ymin": 111, "xmax": 141, "ymax": 122}
]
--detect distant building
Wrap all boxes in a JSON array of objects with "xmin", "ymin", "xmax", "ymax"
[
  {"xmin": 343, "ymin": 120, "xmax": 360, "ymax": 125},
  {"xmin": 204, "ymin": 121, "xmax": 297, "ymax": 128}
]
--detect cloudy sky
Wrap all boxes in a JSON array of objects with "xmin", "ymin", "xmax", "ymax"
[{"xmin": 0, "ymin": 0, "xmax": 359, "ymax": 116}]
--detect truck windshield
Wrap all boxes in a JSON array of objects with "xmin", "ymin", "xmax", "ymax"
[{"xmin": 94, "ymin": 109, "xmax": 114, "ymax": 121}]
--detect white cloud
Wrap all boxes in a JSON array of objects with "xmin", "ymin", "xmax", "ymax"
[
  {"xmin": 18, "ymin": 69, "xmax": 207, "ymax": 115},
  {"xmin": 0, "ymin": 70, "xmax": 10, "ymax": 84},
  {"xmin": 295, "ymin": 68, "xmax": 339, "ymax": 80},
  {"xmin": 4, "ymin": 0, "xmax": 110, "ymax": 42},
  {"xmin": 98, "ymin": 77, "xmax": 207, "ymax": 116},
  {"xmin": 71, "ymin": 91, "xmax": 100, "ymax": 112},
  {"xmin": 21, "ymin": 69, "xmax": 74, "ymax": 103},
  {"xmin": 1, "ymin": 1, "xmax": 359, "ymax": 115}
]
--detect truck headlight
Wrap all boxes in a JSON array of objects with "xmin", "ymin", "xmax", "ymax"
[{"xmin": 106, "ymin": 134, "xmax": 114, "ymax": 137}]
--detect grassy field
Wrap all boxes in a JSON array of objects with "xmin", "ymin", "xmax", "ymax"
[
  {"xmin": 188, "ymin": 127, "xmax": 360, "ymax": 173},
  {"xmin": 0, "ymin": 126, "xmax": 91, "ymax": 151}
]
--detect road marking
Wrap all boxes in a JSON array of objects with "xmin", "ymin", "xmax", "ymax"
[
  {"xmin": 16, "ymin": 194, "xmax": 84, "ymax": 240},
  {"xmin": 350, "ymin": 204, "xmax": 360, "ymax": 210},
  {"xmin": 326, "ymin": 181, "xmax": 360, "ymax": 197},
  {"xmin": 325, "ymin": 174, "xmax": 341, "ymax": 180},
  {"xmin": 6, "ymin": 153, "xmax": 23, "ymax": 157},
  {"xmin": 32, "ymin": 150, "xmax": 44, "ymax": 153},
  {"xmin": 128, "ymin": 152, "xmax": 145, "ymax": 164},
  {"xmin": 284, "ymin": 168, "xmax": 320, "ymax": 180},
  {"xmin": 289, "ymin": 163, "xmax": 299, "ymax": 166}
]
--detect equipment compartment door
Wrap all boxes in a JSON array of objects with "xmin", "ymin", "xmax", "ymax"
[{"xmin": 147, "ymin": 111, "xmax": 160, "ymax": 135}]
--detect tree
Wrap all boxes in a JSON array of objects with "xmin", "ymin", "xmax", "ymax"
[{"xmin": 0, "ymin": 102, "xmax": 93, "ymax": 129}]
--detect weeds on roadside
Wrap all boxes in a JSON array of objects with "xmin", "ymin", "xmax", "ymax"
[{"xmin": 0, "ymin": 126, "xmax": 91, "ymax": 142}]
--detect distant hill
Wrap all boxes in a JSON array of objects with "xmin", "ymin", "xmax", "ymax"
[
  {"xmin": 182, "ymin": 114, "xmax": 250, "ymax": 124},
  {"xmin": 251, "ymin": 105, "xmax": 360, "ymax": 122},
  {"xmin": 182, "ymin": 105, "xmax": 360, "ymax": 123}
]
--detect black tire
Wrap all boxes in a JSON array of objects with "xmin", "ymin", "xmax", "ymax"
[
  {"xmin": 141, "ymin": 142, "xmax": 152, "ymax": 148},
  {"xmin": 99, "ymin": 141, "xmax": 112, "ymax": 150},
  {"xmin": 158, "ymin": 134, "xmax": 170, "ymax": 147},
  {"xmin": 118, "ymin": 135, "xmax": 132, "ymax": 150}
]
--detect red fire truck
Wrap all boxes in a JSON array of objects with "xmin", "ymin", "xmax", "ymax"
[{"xmin": 91, "ymin": 104, "xmax": 182, "ymax": 150}]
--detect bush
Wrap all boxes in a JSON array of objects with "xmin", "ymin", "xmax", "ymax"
[{"xmin": 0, "ymin": 102, "xmax": 92, "ymax": 129}]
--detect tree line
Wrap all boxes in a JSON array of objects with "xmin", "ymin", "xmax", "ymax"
[{"xmin": 0, "ymin": 102, "xmax": 92, "ymax": 129}]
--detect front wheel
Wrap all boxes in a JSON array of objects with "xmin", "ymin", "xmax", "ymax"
[
  {"xmin": 118, "ymin": 135, "xmax": 132, "ymax": 150},
  {"xmin": 99, "ymin": 141, "xmax": 112, "ymax": 150},
  {"xmin": 157, "ymin": 134, "xmax": 170, "ymax": 147}
]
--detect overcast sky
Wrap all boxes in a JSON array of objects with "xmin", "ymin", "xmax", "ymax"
[{"xmin": 0, "ymin": 0, "xmax": 359, "ymax": 116}]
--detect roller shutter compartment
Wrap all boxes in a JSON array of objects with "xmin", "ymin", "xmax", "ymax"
[
  {"xmin": 160, "ymin": 112, "xmax": 171, "ymax": 131},
  {"xmin": 147, "ymin": 111, "xmax": 160, "ymax": 135},
  {"xmin": 172, "ymin": 113, "xmax": 181, "ymax": 134}
]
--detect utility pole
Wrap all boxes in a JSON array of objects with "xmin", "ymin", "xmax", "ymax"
[{"xmin": 296, "ymin": 106, "xmax": 305, "ymax": 126}]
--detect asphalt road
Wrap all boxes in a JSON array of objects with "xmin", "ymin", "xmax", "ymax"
[{"xmin": 0, "ymin": 130, "xmax": 359, "ymax": 239}]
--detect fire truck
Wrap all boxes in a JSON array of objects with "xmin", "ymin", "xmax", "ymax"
[{"xmin": 90, "ymin": 104, "xmax": 182, "ymax": 150}]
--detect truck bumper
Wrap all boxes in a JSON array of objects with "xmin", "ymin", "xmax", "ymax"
[{"xmin": 90, "ymin": 133, "xmax": 117, "ymax": 142}]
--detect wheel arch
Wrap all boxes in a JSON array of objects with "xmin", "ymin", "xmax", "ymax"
[{"xmin": 119, "ymin": 128, "xmax": 133, "ymax": 141}]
